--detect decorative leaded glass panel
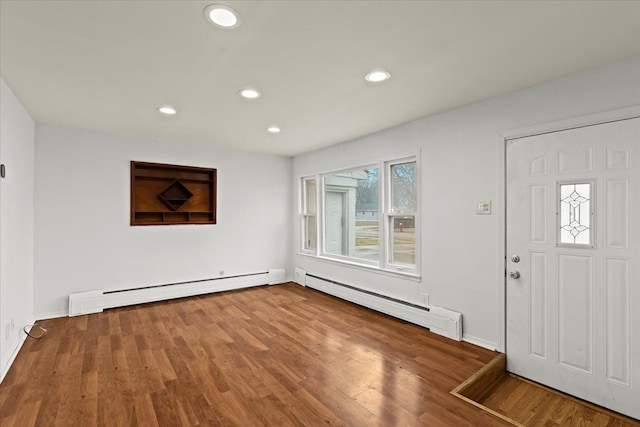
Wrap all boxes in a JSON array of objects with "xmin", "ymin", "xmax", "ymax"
[{"xmin": 559, "ymin": 183, "xmax": 592, "ymax": 246}]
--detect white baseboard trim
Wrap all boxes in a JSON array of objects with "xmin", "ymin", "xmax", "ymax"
[
  {"xmin": 294, "ymin": 267, "xmax": 307, "ymax": 286},
  {"xmin": 67, "ymin": 270, "xmax": 286, "ymax": 316},
  {"xmin": 34, "ymin": 311, "xmax": 68, "ymax": 321},
  {"xmin": 302, "ymin": 271, "xmax": 462, "ymax": 341},
  {"xmin": 268, "ymin": 269, "xmax": 286, "ymax": 285},
  {"xmin": 462, "ymin": 334, "xmax": 497, "ymax": 351},
  {"xmin": 102, "ymin": 273, "xmax": 269, "ymax": 311}
]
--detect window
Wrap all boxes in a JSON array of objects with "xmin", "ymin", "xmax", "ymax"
[
  {"xmin": 324, "ymin": 166, "xmax": 379, "ymax": 264},
  {"xmin": 301, "ymin": 177, "xmax": 317, "ymax": 251},
  {"xmin": 387, "ymin": 161, "xmax": 417, "ymax": 268},
  {"xmin": 558, "ymin": 181, "xmax": 593, "ymax": 247},
  {"xmin": 300, "ymin": 156, "xmax": 418, "ymax": 276}
]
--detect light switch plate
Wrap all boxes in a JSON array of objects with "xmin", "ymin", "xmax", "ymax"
[{"xmin": 476, "ymin": 200, "xmax": 491, "ymax": 215}]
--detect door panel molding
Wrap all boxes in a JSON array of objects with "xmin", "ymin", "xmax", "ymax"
[
  {"xmin": 529, "ymin": 251, "xmax": 548, "ymax": 359},
  {"xmin": 604, "ymin": 257, "xmax": 630, "ymax": 386},
  {"xmin": 557, "ymin": 253, "xmax": 593, "ymax": 374}
]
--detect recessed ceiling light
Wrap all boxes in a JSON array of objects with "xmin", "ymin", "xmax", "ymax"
[
  {"xmin": 365, "ymin": 70, "xmax": 391, "ymax": 83},
  {"xmin": 267, "ymin": 126, "xmax": 281, "ymax": 134},
  {"xmin": 239, "ymin": 88, "xmax": 260, "ymax": 99},
  {"xmin": 204, "ymin": 5, "xmax": 241, "ymax": 29},
  {"xmin": 158, "ymin": 106, "xmax": 177, "ymax": 115}
]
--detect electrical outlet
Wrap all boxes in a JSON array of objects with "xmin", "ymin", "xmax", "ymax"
[{"xmin": 476, "ymin": 200, "xmax": 491, "ymax": 215}]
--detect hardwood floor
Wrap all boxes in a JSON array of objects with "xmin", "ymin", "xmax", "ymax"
[
  {"xmin": 478, "ymin": 375, "xmax": 640, "ymax": 427},
  {"xmin": 452, "ymin": 354, "xmax": 639, "ymax": 426},
  {"xmin": 1, "ymin": 283, "xmax": 510, "ymax": 426}
]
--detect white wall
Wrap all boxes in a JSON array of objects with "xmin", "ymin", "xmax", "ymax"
[
  {"xmin": 293, "ymin": 55, "xmax": 640, "ymax": 350},
  {"xmin": 34, "ymin": 125, "xmax": 292, "ymax": 318},
  {"xmin": 0, "ymin": 79, "xmax": 35, "ymax": 379}
]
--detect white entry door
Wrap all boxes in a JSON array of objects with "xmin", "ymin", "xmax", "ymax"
[{"xmin": 506, "ymin": 117, "xmax": 640, "ymax": 419}]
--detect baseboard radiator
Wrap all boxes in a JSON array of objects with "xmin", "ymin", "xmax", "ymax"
[
  {"xmin": 296, "ymin": 268, "xmax": 462, "ymax": 341},
  {"xmin": 68, "ymin": 269, "xmax": 286, "ymax": 316}
]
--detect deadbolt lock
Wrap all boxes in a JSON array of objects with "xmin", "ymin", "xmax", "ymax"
[{"xmin": 511, "ymin": 255, "xmax": 520, "ymax": 263}]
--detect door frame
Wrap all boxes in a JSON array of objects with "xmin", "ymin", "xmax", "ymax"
[{"xmin": 497, "ymin": 105, "xmax": 640, "ymax": 354}]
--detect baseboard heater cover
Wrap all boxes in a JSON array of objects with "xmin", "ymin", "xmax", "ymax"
[
  {"xmin": 301, "ymin": 271, "xmax": 462, "ymax": 341},
  {"xmin": 69, "ymin": 269, "xmax": 285, "ymax": 316}
]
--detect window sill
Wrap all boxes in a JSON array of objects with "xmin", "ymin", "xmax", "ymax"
[{"xmin": 296, "ymin": 252, "xmax": 421, "ymax": 282}]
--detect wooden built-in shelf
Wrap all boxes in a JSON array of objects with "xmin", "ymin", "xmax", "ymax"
[{"xmin": 130, "ymin": 161, "xmax": 216, "ymax": 226}]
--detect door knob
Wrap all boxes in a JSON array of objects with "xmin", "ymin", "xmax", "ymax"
[{"xmin": 509, "ymin": 271, "xmax": 521, "ymax": 279}]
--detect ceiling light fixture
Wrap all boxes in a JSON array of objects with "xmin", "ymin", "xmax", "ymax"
[
  {"xmin": 239, "ymin": 88, "xmax": 260, "ymax": 99},
  {"xmin": 365, "ymin": 70, "xmax": 391, "ymax": 83},
  {"xmin": 267, "ymin": 126, "xmax": 281, "ymax": 134},
  {"xmin": 204, "ymin": 4, "xmax": 241, "ymax": 29},
  {"xmin": 158, "ymin": 106, "xmax": 177, "ymax": 115}
]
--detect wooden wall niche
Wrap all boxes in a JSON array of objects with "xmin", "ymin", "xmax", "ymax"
[{"xmin": 131, "ymin": 161, "xmax": 216, "ymax": 225}]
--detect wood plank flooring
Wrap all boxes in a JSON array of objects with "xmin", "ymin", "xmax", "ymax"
[
  {"xmin": 1, "ymin": 283, "xmax": 509, "ymax": 426},
  {"xmin": 452, "ymin": 353, "xmax": 639, "ymax": 427},
  {"xmin": 477, "ymin": 374, "xmax": 640, "ymax": 427}
]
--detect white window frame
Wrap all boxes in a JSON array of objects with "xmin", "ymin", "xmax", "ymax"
[
  {"xmin": 321, "ymin": 164, "xmax": 380, "ymax": 267},
  {"xmin": 384, "ymin": 157, "xmax": 419, "ymax": 275},
  {"xmin": 300, "ymin": 176, "xmax": 318, "ymax": 254},
  {"xmin": 299, "ymin": 154, "xmax": 419, "ymax": 278}
]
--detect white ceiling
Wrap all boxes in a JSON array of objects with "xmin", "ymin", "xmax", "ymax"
[{"xmin": 2, "ymin": 1, "xmax": 640, "ymax": 156}]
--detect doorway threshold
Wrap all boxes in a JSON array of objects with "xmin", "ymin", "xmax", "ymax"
[{"xmin": 451, "ymin": 354, "xmax": 639, "ymax": 426}]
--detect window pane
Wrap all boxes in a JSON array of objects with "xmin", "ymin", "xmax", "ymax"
[
  {"xmin": 391, "ymin": 162, "xmax": 416, "ymax": 212},
  {"xmin": 390, "ymin": 216, "xmax": 415, "ymax": 265},
  {"xmin": 559, "ymin": 183, "xmax": 591, "ymax": 245},
  {"xmin": 325, "ymin": 167, "xmax": 379, "ymax": 261},
  {"xmin": 355, "ymin": 221, "xmax": 379, "ymax": 261},
  {"xmin": 304, "ymin": 215, "xmax": 317, "ymax": 250},
  {"xmin": 305, "ymin": 179, "xmax": 316, "ymax": 214}
]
